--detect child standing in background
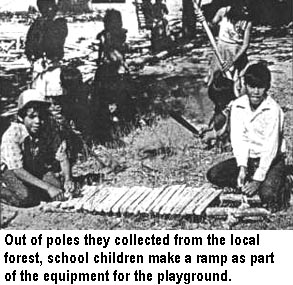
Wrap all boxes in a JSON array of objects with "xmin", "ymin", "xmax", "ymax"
[
  {"xmin": 25, "ymin": 0, "xmax": 68, "ymax": 78},
  {"xmin": 196, "ymin": 0, "xmax": 253, "ymax": 86}
]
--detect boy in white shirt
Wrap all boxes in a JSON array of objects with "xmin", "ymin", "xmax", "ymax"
[{"xmin": 207, "ymin": 62, "xmax": 290, "ymax": 212}]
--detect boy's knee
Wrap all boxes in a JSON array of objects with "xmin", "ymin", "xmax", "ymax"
[
  {"xmin": 3, "ymin": 188, "xmax": 37, "ymax": 208},
  {"xmin": 259, "ymin": 181, "xmax": 289, "ymax": 212},
  {"xmin": 43, "ymin": 172, "xmax": 61, "ymax": 189},
  {"xmin": 15, "ymin": 195, "xmax": 39, "ymax": 208},
  {"xmin": 1, "ymin": 170, "xmax": 45, "ymax": 208},
  {"xmin": 206, "ymin": 167, "xmax": 217, "ymax": 184}
]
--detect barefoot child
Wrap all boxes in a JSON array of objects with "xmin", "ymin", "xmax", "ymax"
[{"xmin": 0, "ymin": 90, "xmax": 74, "ymax": 207}]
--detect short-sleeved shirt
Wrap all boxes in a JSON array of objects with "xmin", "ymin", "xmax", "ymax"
[
  {"xmin": 217, "ymin": 7, "xmax": 248, "ymax": 45},
  {"xmin": 0, "ymin": 122, "xmax": 66, "ymax": 177}
]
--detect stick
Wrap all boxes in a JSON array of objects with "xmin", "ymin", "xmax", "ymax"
[
  {"xmin": 193, "ymin": 0, "xmax": 232, "ymax": 80},
  {"xmin": 0, "ymin": 107, "xmax": 18, "ymax": 118},
  {"xmin": 169, "ymin": 111, "xmax": 200, "ymax": 136},
  {"xmin": 205, "ymin": 207, "xmax": 271, "ymax": 218}
]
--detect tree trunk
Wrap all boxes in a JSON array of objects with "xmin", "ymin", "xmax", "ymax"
[{"xmin": 182, "ymin": 0, "xmax": 198, "ymax": 39}]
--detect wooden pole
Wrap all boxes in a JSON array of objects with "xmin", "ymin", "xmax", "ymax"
[
  {"xmin": 193, "ymin": 0, "xmax": 232, "ymax": 80},
  {"xmin": 205, "ymin": 207, "xmax": 271, "ymax": 218}
]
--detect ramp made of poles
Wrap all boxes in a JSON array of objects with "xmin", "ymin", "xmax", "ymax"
[{"xmin": 47, "ymin": 183, "xmax": 223, "ymax": 216}]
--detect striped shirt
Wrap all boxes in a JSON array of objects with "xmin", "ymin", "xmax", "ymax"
[{"xmin": 0, "ymin": 122, "xmax": 67, "ymax": 174}]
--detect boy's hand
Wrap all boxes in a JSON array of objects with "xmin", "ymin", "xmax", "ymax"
[
  {"xmin": 47, "ymin": 186, "xmax": 64, "ymax": 201},
  {"xmin": 222, "ymin": 59, "xmax": 234, "ymax": 72},
  {"xmin": 237, "ymin": 166, "xmax": 246, "ymax": 188},
  {"xmin": 195, "ymin": 9, "xmax": 205, "ymax": 23},
  {"xmin": 197, "ymin": 124, "xmax": 210, "ymax": 137},
  {"xmin": 64, "ymin": 180, "xmax": 75, "ymax": 193},
  {"xmin": 242, "ymin": 180, "xmax": 261, "ymax": 197}
]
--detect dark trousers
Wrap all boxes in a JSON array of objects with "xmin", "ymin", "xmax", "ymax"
[
  {"xmin": 207, "ymin": 157, "xmax": 290, "ymax": 211},
  {"xmin": 0, "ymin": 170, "xmax": 61, "ymax": 208}
]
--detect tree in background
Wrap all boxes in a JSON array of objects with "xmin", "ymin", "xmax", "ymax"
[
  {"xmin": 182, "ymin": 0, "xmax": 197, "ymax": 39},
  {"xmin": 201, "ymin": 0, "xmax": 292, "ymax": 26},
  {"xmin": 58, "ymin": 0, "xmax": 91, "ymax": 14}
]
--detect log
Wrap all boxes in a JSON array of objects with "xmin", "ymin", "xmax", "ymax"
[
  {"xmin": 100, "ymin": 187, "xmax": 127, "ymax": 213},
  {"xmin": 183, "ymin": 186, "xmax": 210, "ymax": 215},
  {"xmin": 170, "ymin": 186, "xmax": 198, "ymax": 215},
  {"xmin": 151, "ymin": 185, "xmax": 183, "ymax": 214},
  {"xmin": 159, "ymin": 185, "xmax": 186, "ymax": 215},
  {"xmin": 93, "ymin": 187, "xmax": 113, "ymax": 213},
  {"xmin": 220, "ymin": 194, "xmax": 261, "ymax": 204},
  {"xmin": 135, "ymin": 185, "xmax": 167, "ymax": 214},
  {"xmin": 119, "ymin": 186, "xmax": 147, "ymax": 214},
  {"xmin": 194, "ymin": 187, "xmax": 223, "ymax": 215},
  {"xmin": 126, "ymin": 186, "xmax": 152, "ymax": 214},
  {"xmin": 145, "ymin": 185, "xmax": 170, "ymax": 213},
  {"xmin": 110, "ymin": 188, "xmax": 136, "ymax": 214},
  {"xmin": 205, "ymin": 207, "xmax": 271, "ymax": 218},
  {"xmin": 42, "ymin": 184, "xmax": 223, "ymax": 216},
  {"xmin": 74, "ymin": 185, "xmax": 100, "ymax": 211}
]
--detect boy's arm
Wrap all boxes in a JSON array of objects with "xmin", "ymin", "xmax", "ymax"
[
  {"xmin": 230, "ymin": 101, "xmax": 249, "ymax": 168},
  {"xmin": 232, "ymin": 22, "xmax": 252, "ymax": 64},
  {"xmin": 211, "ymin": 7, "xmax": 225, "ymax": 25},
  {"xmin": 55, "ymin": 140, "xmax": 74, "ymax": 193},
  {"xmin": 25, "ymin": 20, "xmax": 42, "ymax": 60},
  {"xmin": 13, "ymin": 168, "xmax": 63, "ymax": 199},
  {"xmin": 60, "ymin": 157, "xmax": 74, "ymax": 193},
  {"xmin": 242, "ymin": 106, "xmax": 280, "ymax": 197},
  {"xmin": 55, "ymin": 18, "xmax": 68, "ymax": 40},
  {"xmin": 253, "ymin": 108, "xmax": 283, "ymax": 182}
]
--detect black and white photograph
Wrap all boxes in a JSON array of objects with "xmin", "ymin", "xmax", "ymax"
[{"xmin": 0, "ymin": 0, "xmax": 292, "ymax": 230}]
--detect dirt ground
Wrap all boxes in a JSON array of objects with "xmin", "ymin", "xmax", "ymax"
[{"xmin": 1, "ymin": 8, "xmax": 293, "ymax": 230}]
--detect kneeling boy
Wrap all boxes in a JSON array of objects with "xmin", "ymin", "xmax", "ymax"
[
  {"xmin": 0, "ymin": 90, "xmax": 74, "ymax": 207},
  {"xmin": 206, "ymin": 62, "xmax": 290, "ymax": 212}
]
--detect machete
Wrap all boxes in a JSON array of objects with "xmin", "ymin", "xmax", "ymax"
[{"xmin": 169, "ymin": 110, "xmax": 200, "ymax": 136}]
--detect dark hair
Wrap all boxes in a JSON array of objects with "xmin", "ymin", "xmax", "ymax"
[
  {"xmin": 208, "ymin": 71, "xmax": 235, "ymax": 112},
  {"xmin": 244, "ymin": 62, "xmax": 271, "ymax": 89},
  {"xmin": 104, "ymin": 9, "xmax": 123, "ymax": 31},
  {"xmin": 37, "ymin": 0, "xmax": 58, "ymax": 12},
  {"xmin": 60, "ymin": 66, "xmax": 83, "ymax": 89},
  {"xmin": 227, "ymin": 0, "xmax": 252, "ymax": 22},
  {"xmin": 18, "ymin": 101, "xmax": 49, "ymax": 120}
]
